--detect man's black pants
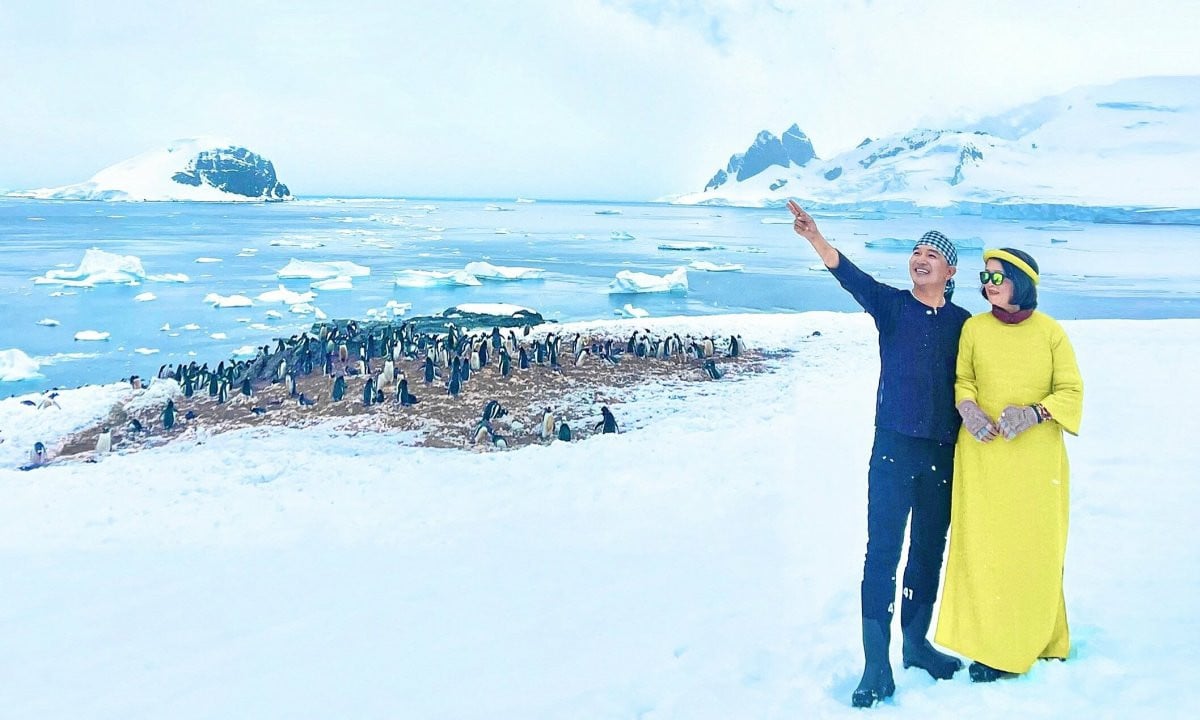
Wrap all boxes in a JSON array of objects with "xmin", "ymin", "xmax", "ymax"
[{"xmin": 861, "ymin": 427, "xmax": 955, "ymax": 621}]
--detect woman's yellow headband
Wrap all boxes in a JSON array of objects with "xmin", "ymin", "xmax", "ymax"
[{"xmin": 983, "ymin": 249, "xmax": 1039, "ymax": 285}]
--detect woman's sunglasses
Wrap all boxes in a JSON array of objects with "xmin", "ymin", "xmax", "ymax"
[{"xmin": 979, "ymin": 270, "xmax": 1008, "ymax": 286}]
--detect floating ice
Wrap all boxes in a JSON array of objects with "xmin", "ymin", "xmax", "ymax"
[
  {"xmin": 264, "ymin": 310, "xmax": 283, "ymax": 319},
  {"xmin": 658, "ymin": 241, "xmax": 723, "ymax": 251},
  {"xmin": 386, "ymin": 300, "xmax": 411, "ymax": 316},
  {"xmin": 36, "ymin": 318, "xmax": 60, "ymax": 327},
  {"xmin": 394, "ymin": 269, "xmax": 482, "ymax": 288},
  {"xmin": 210, "ymin": 333, "xmax": 228, "ymax": 340},
  {"xmin": 277, "ymin": 259, "xmax": 370, "ymax": 280},
  {"xmin": 256, "ymin": 286, "xmax": 317, "ymax": 304},
  {"xmin": 311, "ymin": 276, "xmax": 354, "ymax": 291},
  {"xmin": 74, "ymin": 330, "xmax": 111, "ymax": 341},
  {"xmin": 450, "ymin": 303, "xmax": 537, "ymax": 317},
  {"xmin": 203, "ymin": 293, "xmax": 254, "ymax": 308},
  {"xmin": 36, "ymin": 248, "xmax": 147, "ymax": 286},
  {"xmin": 864, "ymin": 236, "xmax": 984, "ymax": 251},
  {"xmin": 134, "ymin": 292, "xmax": 157, "ymax": 302},
  {"xmin": 808, "ymin": 263, "xmax": 830, "ymax": 272},
  {"xmin": 231, "ymin": 345, "xmax": 260, "ymax": 360},
  {"xmin": 609, "ymin": 267, "xmax": 689, "ymax": 294},
  {"xmin": 290, "ymin": 303, "xmax": 316, "ymax": 315},
  {"xmin": 610, "ymin": 231, "xmax": 635, "ymax": 241},
  {"xmin": 180, "ymin": 323, "xmax": 201, "ymax": 331},
  {"xmin": 248, "ymin": 323, "xmax": 271, "ymax": 331},
  {"xmin": 49, "ymin": 291, "xmax": 76, "ymax": 297},
  {"xmin": 622, "ymin": 303, "xmax": 650, "ymax": 318},
  {"xmin": 133, "ymin": 348, "xmax": 159, "ymax": 355},
  {"xmin": 270, "ymin": 238, "xmax": 325, "ymax": 249},
  {"xmin": 463, "ymin": 261, "xmax": 544, "ymax": 281},
  {"xmin": 594, "ymin": 209, "xmax": 622, "ymax": 215},
  {"xmin": 195, "ymin": 257, "xmax": 222, "ymax": 263},
  {"xmin": 146, "ymin": 273, "xmax": 189, "ymax": 283},
  {"xmin": 0, "ymin": 349, "xmax": 42, "ymax": 382},
  {"xmin": 689, "ymin": 261, "xmax": 744, "ymax": 272},
  {"xmin": 160, "ymin": 323, "xmax": 170, "ymax": 331}
]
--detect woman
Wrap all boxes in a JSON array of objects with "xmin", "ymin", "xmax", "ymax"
[{"xmin": 935, "ymin": 248, "xmax": 1084, "ymax": 682}]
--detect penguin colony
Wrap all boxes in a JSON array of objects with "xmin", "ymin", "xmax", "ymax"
[{"xmin": 55, "ymin": 320, "xmax": 765, "ymax": 458}]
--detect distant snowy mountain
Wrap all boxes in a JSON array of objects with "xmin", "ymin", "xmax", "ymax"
[
  {"xmin": 11, "ymin": 137, "xmax": 292, "ymax": 202},
  {"xmin": 674, "ymin": 76, "xmax": 1200, "ymax": 217}
]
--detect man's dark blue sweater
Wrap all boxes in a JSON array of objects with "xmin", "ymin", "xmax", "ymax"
[{"xmin": 828, "ymin": 251, "xmax": 970, "ymax": 444}]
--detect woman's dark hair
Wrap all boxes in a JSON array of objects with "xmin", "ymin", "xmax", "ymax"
[{"xmin": 980, "ymin": 247, "xmax": 1039, "ymax": 310}]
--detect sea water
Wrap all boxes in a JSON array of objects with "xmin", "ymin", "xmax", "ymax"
[{"xmin": 3, "ymin": 197, "xmax": 1199, "ymax": 393}]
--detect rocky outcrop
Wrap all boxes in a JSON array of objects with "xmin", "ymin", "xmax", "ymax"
[
  {"xmin": 172, "ymin": 146, "xmax": 291, "ymax": 200},
  {"xmin": 705, "ymin": 124, "xmax": 818, "ymax": 190}
]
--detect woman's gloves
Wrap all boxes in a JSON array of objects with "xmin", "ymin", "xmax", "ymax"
[
  {"xmin": 957, "ymin": 400, "xmax": 999, "ymax": 442},
  {"xmin": 999, "ymin": 405, "xmax": 1041, "ymax": 440}
]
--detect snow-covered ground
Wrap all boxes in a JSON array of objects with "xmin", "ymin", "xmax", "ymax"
[{"xmin": 0, "ymin": 312, "xmax": 1195, "ymax": 718}]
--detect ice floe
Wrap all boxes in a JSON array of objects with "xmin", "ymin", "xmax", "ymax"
[
  {"xmin": 264, "ymin": 310, "xmax": 283, "ymax": 319},
  {"xmin": 609, "ymin": 267, "xmax": 689, "ymax": 294},
  {"xmin": 621, "ymin": 303, "xmax": 650, "ymax": 318},
  {"xmin": 146, "ymin": 273, "xmax": 189, "ymax": 283},
  {"xmin": 133, "ymin": 348, "xmax": 159, "ymax": 355},
  {"xmin": 231, "ymin": 345, "xmax": 260, "ymax": 360},
  {"xmin": 658, "ymin": 241, "xmax": 723, "ymax": 251},
  {"xmin": 277, "ymin": 259, "xmax": 370, "ymax": 280},
  {"xmin": 134, "ymin": 292, "xmax": 157, "ymax": 302},
  {"xmin": 74, "ymin": 330, "xmax": 111, "ymax": 342},
  {"xmin": 610, "ymin": 231, "xmax": 636, "ymax": 241},
  {"xmin": 394, "ymin": 269, "xmax": 482, "ymax": 288},
  {"xmin": 689, "ymin": 261, "xmax": 744, "ymax": 272},
  {"xmin": 36, "ymin": 319, "xmax": 60, "ymax": 327},
  {"xmin": 194, "ymin": 257, "xmax": 222, "ymax": 264},
  {"xmin": 203, "ymin": 293, "xmax": 254, "ymax": 308},
  {"xmin": 209, "ymin": 333, "xmax": 227, "ymax": 340},
  {"xmin": 463, "ymin": 261, "xmax": 544, "ymax": 281},
  {"xmin": 256, "ymin": 286, "xmax": 317, "ymax": 305},
  {"xmin": 269, "ymin": 238, "xmax": 326, "ymax": 249},
  {"xmin": 179, "ymin": 324, "xmax": 201, "ymax": 331},
  {"xmin": 0, "ymin": 349, "xmax": 42, "ymax": 382}
]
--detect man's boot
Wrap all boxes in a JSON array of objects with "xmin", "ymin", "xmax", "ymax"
[
  {"xmin": 900, "ymin": 602, "xmax": 962, "ymax": 680},
  {"xmin": 851, "ymin": 617, "xmax": 895, "ymax": 708}
]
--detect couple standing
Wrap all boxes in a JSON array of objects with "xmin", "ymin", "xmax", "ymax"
[{"xmin": 788, "ymin": 201, "xmax": 1085, "ymax": 707}]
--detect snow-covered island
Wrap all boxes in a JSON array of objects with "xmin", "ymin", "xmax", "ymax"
[
  {"xmin": 10, "ymin": 137, "xmax": 292, "ymax": 202},
  {"xmin": 671, "ymin": 76, "xmax": 1200, "ymax": 221}
]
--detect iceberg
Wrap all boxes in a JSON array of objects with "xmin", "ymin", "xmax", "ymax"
[
  {"xmin": 610, "ymin": 231, "xmax": 636, "ymax": 241},
  {"xmin": 210, "ymin": 333, "xmax": 228, "ymax": 340},
  {"xmin": 74, "ymin": 330, "xmax": 111, "ymax": 341},
  {"xmin": 134, "ymin": 292, "xmax": 157, "ymax": 302},
  {"xmin": 622, "ymin": 303, "xmax": 650, "ymax": 318},
  {"xmin": 658, "ymin": 241, "xmax": 724, "ymax": 251},
  {"xmin": 310, "ymin": 276, "xmax": 354, "ymax": 291},
  {"xmin": 689, "ymin": 261, "xmax": 744, "ymax": 272},
  {"xmin": 36, "ymin": 318, "xmax": 60, "ymax": 327},
  {"xmin": 256, "ymin": 285, "xmax": 316, "ymax": 304},
  {"xmin": 0, "ymin": 348, "xmax": 42, "ymax": 382},
  {"xmin": 394, "ymin": 269, "xmax": 482, "ymax": 288},
  {"xmin": 203, "ymin": 293, "xmax": 254, "ymax": 308},
  {"xmin": 610, "ymin": 267, "xmax": 689, "ymax": 294},
  {"xmin": 36, "ymin": 248, "xmax": 147, "ymax": 286},
  {"xmin": 276, "ymin": 259, "xmax": 370, "ymax": 280},
  {"xmin": 463, "ymin": 261, "xmax": 544, "ymax": 281}
]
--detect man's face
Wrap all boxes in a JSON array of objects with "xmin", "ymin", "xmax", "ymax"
[{"xmin": 909, "ymin": 245, "xmax": 955, "ymax": 289}]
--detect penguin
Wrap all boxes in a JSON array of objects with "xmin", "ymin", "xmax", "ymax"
[
  {"xmin": 728, "ymin": 335, "xmax": 741, "ymax": 358},
  {"xmin": 338, "ymin": 343, "xmax": 349, "ymax": 363},
  {"xmin": 182, "ymin": 374, "xmax": 195, "ymax": 398},
  {"xmin": 448, "ymin": 367, "xmax": 462, "ymax": 397},
  {"xmin": 380, "ymin": 359, "xmax": 395, "ymax": 388},
  {"xmin": 473, "ymin": 423, "xmax": 492, "ymax": 446},
  {"xmin": 208, "ymin": 373, "xmax": 219, "ymax": 396},
  {"xmin": 535, "ymin": 340, "xmax": 546, "ymax": 364},
  {"xmin": 703, "ymin": 358, "xmax": 724, "ymax": 380},
  {"xmin": 519, "ymin": 346, "xmax": 530, "ymax": 370},
  {"xmin": 184, "ymin": 410, "xmax": 197, "ymax": 420},
  {"xmin": 498, "ymin": 350, "xmax": 511, "ymax": 378},
  {"xmin": 461, "ymin": 360, "xmax": 471, "ymax": 383},
  {"xmin": 240, "ymin": 378, "xmax": 253, "ymax": 397},
  {"xmin": 285, "ymin": 373, "xmax": 297, "ymax": 397},
  {"xmin": 362, "ymin": 376, "xmax": 375, "ymax": 406},
  {"xmin": 540, "ymin": 407, "xmax": 556, "ymax": 441},
  {"xmin": 251, "ymin": 406, "xmax": 268, "ymax": 416},
  {"xmin": 355, "ymin": 358, "xmax": 367, "ymax": 377},
  {"xmin": 556, "ymin": 422, "xmax": 572, "ymax": 442},
  {"xmin": 703, "ymin": 337, "xmax": 715, "ymax": 358},
  {"xmin": 478, "ymin": 343, "xmax": 489, "ymax": 368},
  {"xmin": 163, "ymin": 400, "xmax": 176, "ymax": 430},
  {"xmin": 128, "ymin": 418, "xmax": 144, "ymax": 434},
  {"xmin": 596, "ymin": 406, "xmax": 618, "ymax": 434},
  {"xmin": 375, "ymin": 388, "xmax": 386, "ymax": 404},
  {"xmin": 332, "ymin": 374, "xmax": 346, "ymax": 401},
  {"xmin": 574, "ymin": 347, "xmax": 587, "ymax": 367},
  {"xmin": 95, "ymin": 427, "xmax": 112, "ymax": 454},
  {"xmin": 549, "ymin": 343, "xmax": 560, "ymax": 370},
  {"xmin": 323, "ymin": 354, "xmax": 334, "ymax": 376},
  {"xmin": 491, "ymin": 326, "xmax": 502, "ymax": 351},
  {"xmin": 423, "ymin": 356, "xmax": 436, "ymax": 385},
  {"xmin": 298, "ymin": 393, "xmax": 317, "ymax": 407},
  {"xmin": 481, "ymin": 400, "xmax": 507, "ymax": 423},
  {"xmin": 492, "ymin": 434, "xmax": 509, "ymax": 450},
  {"xmin": 398, "ymin": 378, "xmax": 419, "ymax": 406},
  {"xmin": 217, "ymin": 381, "xmax": 229, "ymax": 405},
  {"xmin": 523, "ymin": 323, "xmax": 532, "ymax": 336},
  {"xmin": 21, "ymin": 441, "xmax": 49, "ymax": 470}
]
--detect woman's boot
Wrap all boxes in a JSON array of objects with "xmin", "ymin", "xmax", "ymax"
[{"xmin": 900, "ymin": 602, "xmax": 962, "ymax": 680}]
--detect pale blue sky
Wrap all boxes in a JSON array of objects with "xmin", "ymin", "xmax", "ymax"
[{"xmin": 2, "ymin": 1, "xmax": 1198, "ymax": 199}]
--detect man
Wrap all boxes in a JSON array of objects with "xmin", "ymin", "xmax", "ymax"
[{"xmin": 788, "ymin": 200, "xmax": 968, "ymax": 707}]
